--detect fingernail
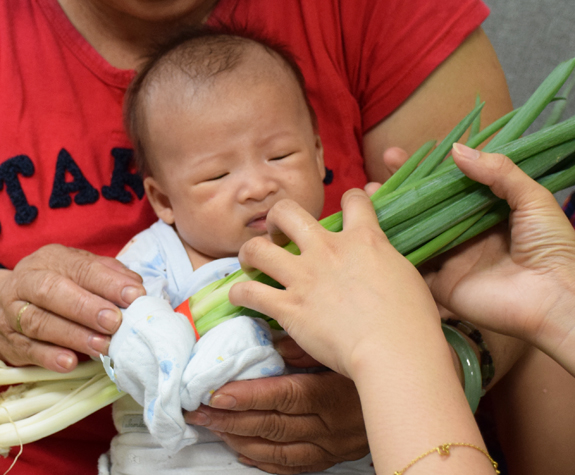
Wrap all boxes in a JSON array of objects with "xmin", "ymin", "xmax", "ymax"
[
  {"xmin": 209, "ymin": 394, "xmax": 237, "ymax": 409},
  {"xmin": 453, "ymin": 143, "xmax": 480, "ymax": 160},
  {"xmin": 121, "ymin": 286, "xmax": 145, "ymax": 305},
  {"xmin": 98, "ymin": 309, "xmax": 122, "ymax": 333},
  {"xmin": 56, "ymin": 353, "xmax": 74, "ymax": 371},
  {"xmin": 88, "ymin": 334, "xmax": 110, "ymax": 355},
  {"xmin": 186, "ymin": 410, "xmax": 211, "ymax": 427}
]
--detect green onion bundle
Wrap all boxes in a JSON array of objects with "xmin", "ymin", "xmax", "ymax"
[{"xmin": 1, "ymin": 57, "xmax": 575, "ymax": 454}]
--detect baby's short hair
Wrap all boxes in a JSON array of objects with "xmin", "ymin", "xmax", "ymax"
[{"xmin": 124, "ymin": 26, "xmax": 318, "ymax": 177}]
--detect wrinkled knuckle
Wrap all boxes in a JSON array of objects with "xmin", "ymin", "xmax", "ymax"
[
  {"xmin": 258, "ymin": 414, "xmax": 289, "ymax": 442},
  {"xmin": 70, "ymin": 257, "xmax": 97, "ymax": 287},
  {"xmin": 3, "ymin": 331, "xmax": 35, "ymax": 366},
  {"xmin": 3, "ymin": 347, "xmax": 29, "ymax": 367},
  {"xmin": 270, "ymin": 445, "xmax": 292, "ymax": 468},
  {"xmin": 23, "ymin": 309, "xmax": 48, "ymax": 339},
  {"xmin": 68, "ymin": 292, "xmax": 93, "ymax": 321},
  {"xmin": 489, "ymin": 153, "xmax": 513, "ymax": 175},
  {"xmin": 34, "ymin": 272, "xmax": 64, "ymax": 302},
  {"xmin": 212, "ymin": 415, "xmax": 237, "ymax": 434},
  {"xmin": 275, "ymin": 378, "xmax": 309, "ymax": 413},
  {"xmin": 22, "ymin": 340, "xmax": 38, "ymax": 365}
]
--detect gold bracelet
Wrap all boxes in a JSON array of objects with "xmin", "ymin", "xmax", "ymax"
[{"xmin": 394, "ymin": 442, "xmax": 500, "ymax": 474}]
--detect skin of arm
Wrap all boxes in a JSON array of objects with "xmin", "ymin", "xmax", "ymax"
[
  {"xmin": 488, "ymin": 346, "xmax": 575, "ymax": 475},
  {"xmin": 363, "ymin": 28, "xmax": 513, "ymax": 182},
  {"xmin": 229, "ymin": 191, "xmax": 497, "ymax": 475}
]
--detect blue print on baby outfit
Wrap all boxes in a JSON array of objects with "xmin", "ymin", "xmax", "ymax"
[
  {"xmin": 160, "ymin": 360, "xmax": 173, "ymax": 381},
  {"xmin": 260, "ymin": 365, "xmax": 283, "ymax": 377},
  {"xmin": 147, "ymin": 397, "xmax": 157, "ymax": 421},
  {"xmin": 150, "ymin": 253, "xmax": 164, "ymax": 268},
  {"xmin": 251, "ymin": 319, "xmax": 271, "ymax": 346}
]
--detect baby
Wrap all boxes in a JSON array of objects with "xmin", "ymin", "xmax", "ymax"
[{"xmin": 99, "ymin": 29, "xmax": 374, "ymax": 475}]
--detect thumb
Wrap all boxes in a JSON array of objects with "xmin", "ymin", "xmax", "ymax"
[
  {"xmin": 382, "ymin": 147, "xmax": 410, "ymax": 176},
  {"xmin": 451, "ymin": 143, "xmax": 559, "ymax": 213}
]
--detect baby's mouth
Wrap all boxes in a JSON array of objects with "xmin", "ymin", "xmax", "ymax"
[{"xmin": 247, "ymin": 212, "xmax": 268, "ymax": 229}]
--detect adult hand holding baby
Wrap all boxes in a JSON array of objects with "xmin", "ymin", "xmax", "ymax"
[{"xmin": 0, "ymin": 245, "xmax": 145, "ymax": 372}]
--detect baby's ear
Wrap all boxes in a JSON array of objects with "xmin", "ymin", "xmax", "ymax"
[{"xmin": 144, "ymin": 176, "xmax": 175, "ymax": 225}]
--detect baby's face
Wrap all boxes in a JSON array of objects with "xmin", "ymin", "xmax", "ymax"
[{"xmin": 143, "ymin": 56, "xmax": 325, "ymax": 265}]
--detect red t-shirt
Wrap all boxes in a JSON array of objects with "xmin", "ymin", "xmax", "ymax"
[{"xmin": 0, "ymin": 0, "xmax": 488, "ymax": 473}]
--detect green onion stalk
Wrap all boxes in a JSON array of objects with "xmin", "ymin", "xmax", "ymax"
[{"xmin": 1, "ymin": 57, "xmax": 575, "ymax": 454}]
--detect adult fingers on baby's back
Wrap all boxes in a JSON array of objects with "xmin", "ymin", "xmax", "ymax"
[
  {"xmin": 215, "ymin": 433, "xmax": 339, "ymax": 474},
  {"xmin": 187, "ymin": 406, "xmax": 321, "ymax": 442}
]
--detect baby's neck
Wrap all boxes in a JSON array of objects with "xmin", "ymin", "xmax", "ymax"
[
  {"xmin": 179, "ymin": 236, "xmax": 232, "ymax": 271},
  {"xmin": 188, "ymin": 251, "xmax": 217, "ymax": 271}
]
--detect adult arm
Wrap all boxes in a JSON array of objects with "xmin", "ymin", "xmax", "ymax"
[
  {"xmin": 228, "ymin": 192, "xmax": 497, "ymax": 475},
  {"xmin": 363, "ymin": 27, "xmax": 513, "ymax": 181},
  {"xmin": 0, "ymin": 245, "xmax": 145, "ymax": 372}
]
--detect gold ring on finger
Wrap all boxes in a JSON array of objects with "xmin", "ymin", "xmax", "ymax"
[{"xmin": 16, "ymin": 302, "xmax": 30, "ymax": 334}]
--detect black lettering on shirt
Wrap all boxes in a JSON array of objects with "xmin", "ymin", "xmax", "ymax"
[
  {"xmin": 0, "ymin": 155, "xmax": 39, "ymax": 230},
  {"xmin": 323, "ymin": 166, "xmax": 334, "ymax": 185},
  {"xmin": 102, "ymin": 148, "xmax": 144, "ymax": 203},
  {"xmin": 49, "ymin": 148, "xmax": 99, "ymax": 208}
]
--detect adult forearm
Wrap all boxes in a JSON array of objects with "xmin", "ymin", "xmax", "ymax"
[{"xmin": 351, "ymin": 337, "xmax": 496, "ymax": 475}]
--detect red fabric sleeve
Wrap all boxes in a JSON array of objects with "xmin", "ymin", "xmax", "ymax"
[{"xmin": 340, "ymin": 0, "xmax": 490, "ymax": 131}]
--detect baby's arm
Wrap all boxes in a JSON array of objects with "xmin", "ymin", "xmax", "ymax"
[{"xmin": 108, "ymin": 296, "xmax": 202, "ymax": 452}]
